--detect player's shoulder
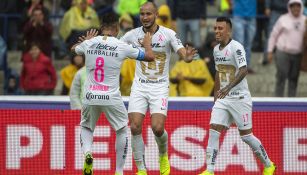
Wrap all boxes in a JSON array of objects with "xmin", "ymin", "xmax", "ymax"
[
  {"xmin": 158, "ymin": 25, "xmax": 176, "ymax": 35},
  {"xmin": 82, "ymin": 36, "xmax": 101, "ymax": 45},
  {"xmin": 230, "ymin": 39, "xmax": 243, "ymax": 48},
  {"xmin": 124, "ymin": 27, "xmax": 142, "ymax": 36}
]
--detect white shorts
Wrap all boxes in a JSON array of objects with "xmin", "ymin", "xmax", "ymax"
[
  {"xmin": 128, "ymin": 88, "xmax": 169, "ymax": 116},
  {"xmin": 80, "ymin": 102, "xmax": 128, "ymax": 131},
  {"xmin": 210, "ymin": 97, "xmax": 252, "ymax": 130}
]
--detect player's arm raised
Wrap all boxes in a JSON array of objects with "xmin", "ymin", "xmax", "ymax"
[
  {"xmin": 71, "ymin": 29, "xmax": 98, "ymax": 53},
  {"xmin": 177, "ymin": 45, "xmax": 198, "ymax": 63}
]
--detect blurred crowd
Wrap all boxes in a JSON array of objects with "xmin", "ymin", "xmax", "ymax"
[{"xmin": 0, "ymin": 0, "xmax": 306, "ymax": 97}]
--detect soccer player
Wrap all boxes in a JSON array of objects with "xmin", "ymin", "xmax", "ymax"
[
  {"xmin": 120, "ymin": 2, "xmax": 197, "ymax": 175},
  {"xmin": 71, "ymin": 12, "xmax": 155, "ymax": 175},
  {"xmin": 198, "ymin": 17, "xmax": 276, "ymax": 175}
]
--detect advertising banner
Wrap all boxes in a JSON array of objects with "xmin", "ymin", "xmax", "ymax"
[{"xmin": 1, "ymin": 109, "xmax": 307, "ymax": 175}]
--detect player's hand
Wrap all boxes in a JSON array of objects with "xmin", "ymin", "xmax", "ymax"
[
  {"xmin": 217, "ymin": 86, "xmax": 231, "ymax": 99},
  {"xmin": 185, "ymin": 44, "xmax": 197, "ymax": 62},
  {"xmin": 142, "ymin": 32, "xmax": 152, "ymax": 48},
  {"xmin": 268, "ymin": 52, "xmax": 273, "ymax": 63},
  {"xmin": 78, "ymin": 29, "xmax": 98, "ymax": 42}
]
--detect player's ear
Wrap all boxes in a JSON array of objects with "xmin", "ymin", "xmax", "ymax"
[
  {"xmin": 114, "ymin": 23, "xmax": 120, "ymax": 36},
  {"xmin": 227, "ymin": 25, "xmax": 232, "ymax": 36}
]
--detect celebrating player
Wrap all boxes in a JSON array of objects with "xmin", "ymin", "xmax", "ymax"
[
  {"xmin": 71, "ymin": 12, "xmax": 155, "ymax": 175},
  {"xmin": 198, "ymin": 17, "xmax": 276, "ymax": 175},
  {"xmin": 120, "ymin": 2, "xmax": 197, "ymax": 175}
]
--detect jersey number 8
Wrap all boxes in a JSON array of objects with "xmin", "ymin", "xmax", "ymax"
[{"xmin": 94, "ymin": 57, "xmax": 105, "ymax": 82}]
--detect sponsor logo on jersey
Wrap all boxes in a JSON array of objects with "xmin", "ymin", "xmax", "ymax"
[
  {"xmin": 137, "ymin": 38, "xmax": 165, "ymax": 48},
  {"xmin": 138, "ymin": 78, "xmax": 167, "ymax": 83},
  {"xmin": 96, "ymin": 43, "xmax": 118, "ymax": 51},
  {"xmin": 238, "ymin": 57, "xmax": 246, "ymax": 64},
  {"xmin": 151, "ymin": 43, "xmax": 165, "ymax": 48},
  {"xmin": 85, "ymin": 93, "xmax": 110, "ymax": 100},
  {"xmin": 215, "ymin": 57, "xmax": 230, "ymax": 62},
  {"xmin": 236, "ymin": 49, "xmax": 242, "ymax": 56},
  {"xmin": 230, "ymin": 91, "xmax": 240, "ymax": 96}
]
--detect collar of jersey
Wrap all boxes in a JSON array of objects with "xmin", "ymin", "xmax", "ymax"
[
  {"xmin": 142, "ymin": 25, "xmax": 160, "ymax": 34},
  {"xmin": 219, "ymin": 38, "xmax": 232, "ymax": 50}
]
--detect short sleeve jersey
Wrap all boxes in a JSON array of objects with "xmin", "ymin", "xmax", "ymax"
[
  {"xmin": 75, "ymin": 35, "xmax": 144, "ymax": 105},
  {"xmin": 120, "ymin": 26, "xmax": 184, "ymax": 90},
  {"xmin": 213, "ymin": 39, "xmax": 251, "ymax": 99}
]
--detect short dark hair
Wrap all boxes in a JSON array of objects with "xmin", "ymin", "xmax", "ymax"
[
  {"xmin": 101, "ymin": 12, "xmax": 119, "ymax": 27},
  {"xmin": 216, "ymin": 16, "xmax": 232, "ymax": 29}
]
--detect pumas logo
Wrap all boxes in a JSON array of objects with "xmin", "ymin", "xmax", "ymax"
[
  {"xmin": 215, "ymin": 57, "xmax": 230, "ymax": 62},
  {"xmin": 86, "ymin": 93, "xmax": 110, "ymax": 100}
]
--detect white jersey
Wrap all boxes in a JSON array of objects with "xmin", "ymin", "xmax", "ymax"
[
  {"xmin": 213, "ymin": 39, "xmax": 251, "ymax": 99},
  {"xmin": 121, "ymin": 26, "xmax": 184, "ymax": 90},
  {"xmin": 75, "ymin": 35, "xmax": 144, "ymax": 105}
]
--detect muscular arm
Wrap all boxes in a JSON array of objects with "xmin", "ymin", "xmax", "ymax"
[
  {"xmin": 228, "ymin": 66, "xmax": 248, "ymax": 89},
  {"xmin": 217, "ymin": 66, "xmax": 248, "ymax": 99}
]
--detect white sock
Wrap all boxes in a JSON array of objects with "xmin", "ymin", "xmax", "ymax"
[
  {"xmin": 206, "ymin": 129, "xmax": 220, "ymax": 173},
  {"xmin": 154, "ymin": 130, "xmax": 168, "ymax": 156},
  {"xmin": 115, "ymin": 126, "xmax": 128, "ymax": 175},
  {"xmin": 80, "ymin": 127, "xmax": 93, "ymax": 155},
  {"xmin": 241, "ymin": 134, "xmax": 271, "ymax": 167},
  {"xmin": 132, "ymin": 134, "xmax": 146, "ymax": 171}
]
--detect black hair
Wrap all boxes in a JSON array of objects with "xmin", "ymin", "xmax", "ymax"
[
  {"xmin": 101, "ymin": 12, "xmax": 119, "ymax": 27},
  {"xmin": 216, "ymin": 16, "xmax": 232, "ymax": 29}
]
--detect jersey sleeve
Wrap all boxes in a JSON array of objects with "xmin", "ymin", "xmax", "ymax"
[
  {"xmin": 233, "ymin": 42, "xmax": 247, "ymax": 68},
  {"xmin": 75, "ymin": 39, "xmax": 91, "ymax": 55},
  {"xmin": 168, "ymin": 29, "xmax": 184, "ymax": 52},
  {"xmin": 121, "ymin": 42, "xmax": 145, "ymax": 61},
  {"xmin": 120, "ymin": 30, "xmax": 133, "ymax": 43}
]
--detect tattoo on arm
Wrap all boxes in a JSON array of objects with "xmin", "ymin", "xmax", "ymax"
[{"xmin": 227, "ymin": 66, "xmax": 247, "ymax": 89}]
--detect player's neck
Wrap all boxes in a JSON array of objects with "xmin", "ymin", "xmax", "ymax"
[
  {"xmin": 143, "ymin": 24, "xmax": 158, "ymax": 35},
  {"xmin": 102, "ymin": 29, "xmax": 114, "ymax": 37},
  {"xmin": 220, "ymin": 38, "xmax": 231, "ymax": 49}
]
